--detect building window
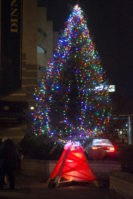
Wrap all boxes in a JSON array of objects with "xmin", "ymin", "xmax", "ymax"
[{"xmin": 37, "ymin": 46, "xmax": 47, "ymax": 54}]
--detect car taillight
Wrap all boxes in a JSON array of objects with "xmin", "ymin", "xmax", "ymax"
[
  {"xmin": 92, "ymin": 146, "xmax": 98, "ymax": 150},
  {"xmin": 108, "ymin": 146, "xmax": 115, "ymax": 152}
]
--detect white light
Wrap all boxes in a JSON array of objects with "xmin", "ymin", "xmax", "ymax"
[
  {"xmin": 108, "ymin": 85, "xmax": 115, "ymax": 92},
  {"xmin": 94, "ymin": 85, "xmax": 115, "ymax": 92},
  {"xmin": 30, "ymin": 106, "xmax": 34, "ymax": 110},
  {"xmin": 64, "ymin": 140, "xmax": 81, "ymax": 150}
]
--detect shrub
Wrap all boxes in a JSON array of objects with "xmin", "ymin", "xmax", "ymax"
[{"xmin": 20, "ymin": 134, "xmax": 63, "ymax": 160}]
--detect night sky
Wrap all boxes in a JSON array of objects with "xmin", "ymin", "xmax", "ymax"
[{"xmin": 39, "ymin": 0, "xmax": 133, "ymax": 97}]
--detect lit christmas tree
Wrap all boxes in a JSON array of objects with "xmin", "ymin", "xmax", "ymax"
[{"xmin": 31, "ymin": 5, "xmax": 111, "ymax": 144}]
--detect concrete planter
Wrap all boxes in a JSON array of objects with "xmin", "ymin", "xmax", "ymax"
[{"xmin": 21, "ymin": 158, "xmax": 57, "ymax": 182}]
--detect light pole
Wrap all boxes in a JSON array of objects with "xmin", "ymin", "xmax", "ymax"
[{"xmin": 128, "ymin": 115, "xmax": 132, "ymax": 145}]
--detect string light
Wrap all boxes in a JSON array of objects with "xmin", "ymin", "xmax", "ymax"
[{"xmin": 31, "ymin": 5, "xmax": 111, "ymax": 144}]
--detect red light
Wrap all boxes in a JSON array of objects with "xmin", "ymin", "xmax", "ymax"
[{"xmin": 109, "ymin": 146, "xmax": 115, "ymax": 152}]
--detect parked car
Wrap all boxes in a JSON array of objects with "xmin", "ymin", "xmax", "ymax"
[{"xmin": 85, "ymin": 138, "xmax": 117, "ymax": 160}]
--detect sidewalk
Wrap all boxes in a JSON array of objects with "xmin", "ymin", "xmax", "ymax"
[{"xmin": 0, "ymin": 172, "xmax": 124, "ymax": 199}]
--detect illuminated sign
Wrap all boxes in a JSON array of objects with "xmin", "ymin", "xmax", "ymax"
[{"xmin": 94, "ymin": 85, "xmax": 115, "ymax": 92}]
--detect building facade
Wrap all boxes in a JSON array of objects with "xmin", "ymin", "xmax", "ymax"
[{"xmin": 0, "ymin": 0, "xmax": 55, "ymax": 142}]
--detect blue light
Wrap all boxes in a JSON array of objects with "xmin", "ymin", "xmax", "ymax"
[
  {"xmin": 48, "ymin": 68, "xmax": 52, "ymax": 72},
  {"xmin": 56, "ymin": 85, "xmax": 60, "ymax": 89},
  {"xmin": 84, "ymin": 105, "xmax": 87, "ymax": 109},
  {"xmin": 56, "ymin": 69, "xmax": 60, "ymax": 73}
]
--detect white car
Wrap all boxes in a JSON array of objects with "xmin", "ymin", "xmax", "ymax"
[{"xmin": 85, "ymin": 138, "xmax": 116, "ymax": 160}]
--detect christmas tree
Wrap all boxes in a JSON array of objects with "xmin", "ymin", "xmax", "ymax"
[{"xmin": 31, "ymin": 5, "xmax": 111, "ymax": 144}]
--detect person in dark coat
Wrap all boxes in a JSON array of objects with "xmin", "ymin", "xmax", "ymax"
[
  {"xmin": 0, "ymin": 139, "xmax": 5, "ymax": 189},
  {"xmin": 1, "ymin": 139, "xmax": 18, "ymax": 190}
]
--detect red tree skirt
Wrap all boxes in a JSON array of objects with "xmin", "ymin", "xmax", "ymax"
[{"xmin": 50, "ymin": 143, "xmax": 96, "ymax": 182}]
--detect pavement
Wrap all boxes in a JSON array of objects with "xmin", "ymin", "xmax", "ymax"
[{"xmin": 0, "ymin": 171, "xmax": 124, "ymax": 199}]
